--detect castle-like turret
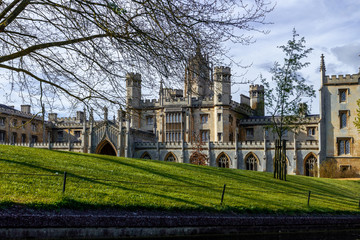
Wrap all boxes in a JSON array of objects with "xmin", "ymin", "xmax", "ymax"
[
  {"xmin": 184, "ymin": 47, "xmax": 212, "ymax": 98},
  {"xmin": 249, "ymin": 84, "xmax": 264, "ymax": 116},
  {"xmin": 126, "ymin": 73, "xmax": 142, "ymax": 108},
  {"xmin": 213, "ymin": 66, "xmax": 231, "ymax": 105}
]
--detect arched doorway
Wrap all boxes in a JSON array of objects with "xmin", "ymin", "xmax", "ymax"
[
  {"xmin": 141, "ymin": 152, "xmax": 151, "ymax": 159},
  {"xmin": 304, "ymin": 153, "xmax": 317, "ymax": 177},
  {"xmin": 96, "ymin": 140, "xmax": 117, "ymax": 156},
  {"xmin": 245, "ymin": 152, "xmax": 258, "ymax": 171},
  {"xmin": 164, "ymin": 152, "xmax": 177, "ymax": 162},
  {"xmin": 216, "ymin": 152, "xmax": 230, "ymax": 168}
]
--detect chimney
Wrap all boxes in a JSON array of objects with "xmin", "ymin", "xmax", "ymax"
[
  {"xmin": 48, "ymin": 113, "xmax": 58, "ymax": 122},
  {"xmin": 76, "ymin": 111, "xmax": 84, "ymax": 123},
  {"xmin": 21, "ymin": 105, "xmax": 31, "ymax": 114}
]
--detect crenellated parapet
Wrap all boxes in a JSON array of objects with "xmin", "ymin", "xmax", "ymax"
[
  {"xmin": 239, "ymin": 117, "xmax": 272, "ymax": 125},
  {"xmin": 239, "ymin": 114, "xmax": 320, "ymax": 125},
  {"xmin": 325, "ymin": 73, "xmax": 360, "ymax": 85},
  {"xmin": 139, "ymin": 96, "xmax": 216, "ymax": 109},
  {"xmin": 135, "ymin": 142, "xmax": 157, "ymax": 149},
  {"xmin": 249, "ymin": 84, "xmax": 264, "ymax": 92},
  {"xmin": 56, "ymin": 117, "xmax": 81, "ymax": 123},
  {"xmin": 140, "ymin": 99, "xmax": 158, "ymax": 108},
  {"xmin": 297, "ymin": 140, "xmax": 319, "ymax": 149},
  {"xmin": 214, "ymin": 66, "xmax": 231, "ymax": 76},
  {"xmin": 230, "ymin": 101, "xmax": 253, "ymax": 115}
]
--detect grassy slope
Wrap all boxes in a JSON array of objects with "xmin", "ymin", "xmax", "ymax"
[{"xmin": 1, "ymin": 145, "xmax": 360, "ymax": 213}]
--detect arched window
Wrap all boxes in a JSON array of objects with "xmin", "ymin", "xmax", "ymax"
[
  {"xmin": 141, "ymin": 152, "xmax": 151, "ymax": 159},
  {"xmin": 245, "ymin": 153, "xmax": 258, "ymax": 171},
  {"xmin": 304, "ymin": 153, "xmax": 317, "ymax": 177},
  {"xmin": 217, "ymin": 152, "xmax": 230, "ymax": 168},
  {"xmin": 165, "ymin": 152, "xmax": 176, "ymax": 162}
]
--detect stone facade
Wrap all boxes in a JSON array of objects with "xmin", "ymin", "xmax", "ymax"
[
  {"xmin": 0, "ymin": 104, "xmax": 46, "ymax": 145},
  {"xmin": 1, "ymin": 53, "xmax": 359, "ymax": 176},
  {"xmin": 319, "ymin": 55, "xmax": 360, "ymax": 172}
]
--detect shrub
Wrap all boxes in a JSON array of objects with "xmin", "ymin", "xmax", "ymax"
[{"xmin": 319, "ymin": 159, "xmax": 358, "ymax": 178}]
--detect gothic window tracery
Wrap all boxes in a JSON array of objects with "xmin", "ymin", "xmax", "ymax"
[
  {"xmin": 245, "ymin": 153, "xmax": 257, "ymax": 171},
  {"xmin": 217, "ymin": 153, "xmax": 230, "ymax": 168},
  {"xmin": 165, "ymin": 152, "xmax": 176, "ymax": 162},
  {"xmin": 305, "ymin": 154, "xmax": 317, "ymax": 177}
]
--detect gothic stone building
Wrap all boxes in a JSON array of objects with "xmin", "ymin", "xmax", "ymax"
[{"xmin": 1, "ymin": 53, "xmax": 360, "ymax": 176}]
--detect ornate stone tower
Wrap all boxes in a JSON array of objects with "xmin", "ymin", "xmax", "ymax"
[
  {"xmin": 126, "ymin": 73, "xmax": 142, "ymax": 129},
  {"xmin": 213, "ymin": 66, "xmax": 231, "ymax": 105},
  {"xmin": 126, "ymin": 73, "xmax": 142, "ymax": 108},
  {"xmin": 249, "ymin": 84, "xmax": 264, "ymax": 116},
  {"xmin": 184, "ymin": 47, "xmax": 212, "ymax": 98}
]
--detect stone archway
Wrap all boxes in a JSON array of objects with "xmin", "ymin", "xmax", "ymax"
[
  {"xmin": 216, "ymin": 152, "xmax": 231, "ymax": 168},
  {"xmin": 304, "ymin": 153, "xmax": 317, "ymax": 177},
  {"xmin": 96, "ymin": 140, "xmax": 117, "ymax": 156}
]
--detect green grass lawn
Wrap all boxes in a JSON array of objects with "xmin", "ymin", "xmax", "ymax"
[{"xmin": 1, "ymin": 145, "xmax": 360, "ymax": 214}]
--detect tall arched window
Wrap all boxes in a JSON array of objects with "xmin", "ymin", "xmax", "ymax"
[
  {"xmin": 304, "ymin": 153, "xmax": 317, "ymax": 177},
  {"xmin": 245, "ymin": 153, "xmax": 258, "ymax": 171},
  {"xmin": 165, "ymin": 152, "xmax": 176, "ymax": 162},
  {"xmin": 217, "ymin": 153, "xmax": 230, "ymax": 168}
]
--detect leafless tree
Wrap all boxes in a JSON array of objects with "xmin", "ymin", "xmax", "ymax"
[
  {"xmin": 0, "ymin": 0, "xmax": 274, "ymax": 112},
  {"xmin": 190, "ymin": 133, "xmax": 208, "ymax": 166}
]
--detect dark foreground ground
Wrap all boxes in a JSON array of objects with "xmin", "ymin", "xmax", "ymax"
[{"xmin": 1, "ymin": 206, "xmax": 360, "ymax": 239}]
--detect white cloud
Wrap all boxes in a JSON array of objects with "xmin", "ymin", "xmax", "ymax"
[{"xmin": 331, "ymin": 43, "xmax": 360, "ymax": 70}]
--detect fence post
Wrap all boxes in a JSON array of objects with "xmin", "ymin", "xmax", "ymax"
[
  {"xmin": 62, "ymin": 171, "xmax": 67, "ymax": 193},
  {"xmin": 220, "ymin": 184, "xmax": 226, "ymax": 205},
  {"xmin": 307, "ymin": 190, "xmax": 311, "ymax": 206}
]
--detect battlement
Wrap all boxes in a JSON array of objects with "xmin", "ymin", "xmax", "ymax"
[
  {"xmin": 140, "ymin": 99, "xmax": 158, "ymax": 107},
  {"xmin": 134, "ymin": 142, "xmax": 157, "ymax": 148},
  {"xmin": 57, "ymin": 117, "xmax": 77, "ymax": 122},
  {"xmin": 214, "ymin": 66, "xmax": 231, "ymax": 75},
  {"xmin": 238, "ymin": 141, "xmax": 265, "ymax": 148},
  {"xmin": 297, "ymin": 140, "xmax": 319, "ymax": 148},
  {"xmin": 54, "ymin": 122, "xmax": 84, "ymax": 127},
  {"xmin": 326, "ymin": 73, "xmax": 360, "ymax": 84},
  {"xmin": 230, "ymin": 101, "xmax": 253, "ymax": 115},
  {"xmin": 239, "ymin": 117, "xmax": 272, "ymax": 124},
  {"xmin": 249, "ymin": 84, "xmax": 264, "ymax": 91},
  {"xmin": 164, "ymin": 97, "xmax": 187, "ymax": 103}
]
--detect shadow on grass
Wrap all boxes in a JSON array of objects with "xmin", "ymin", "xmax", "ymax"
[
  {"xmin": 0, "ymin": 197, "xmax": 358, "ymax": 215},
  {"xmin": 0, "ymin": 158, "xmax": 212, "ymax": 209},
  {"xmin": 2, "ymin": 147, "xmax": 360, "ymax": 213}
]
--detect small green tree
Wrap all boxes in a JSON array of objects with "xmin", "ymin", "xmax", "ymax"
[
  {"xmin": 353, "ymin": 99, "xmax": 360, "ymax": 131},
  {"xmin": 261, "ymin": 29, "xmax": 315, "ymax": 180}
]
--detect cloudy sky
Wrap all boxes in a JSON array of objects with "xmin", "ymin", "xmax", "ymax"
[
  {"xmin": 1, "ymin": 0, "xmax": 360, "ymax": 117},
  {"xmin": 230, "ymin": 0, "xmax": 360, "ymax": 114}
]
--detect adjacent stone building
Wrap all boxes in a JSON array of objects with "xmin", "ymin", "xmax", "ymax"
[
  {"xmin": 319, "ymin": 55, "xmax": 360, "ymax": 172},
  {"xmin": 0, "ymin": 104, "xmax": 46, "ymax": 144},
  {"xmin": 1, "ymin": 53, "xmax": 359, "ymax": 176}
]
